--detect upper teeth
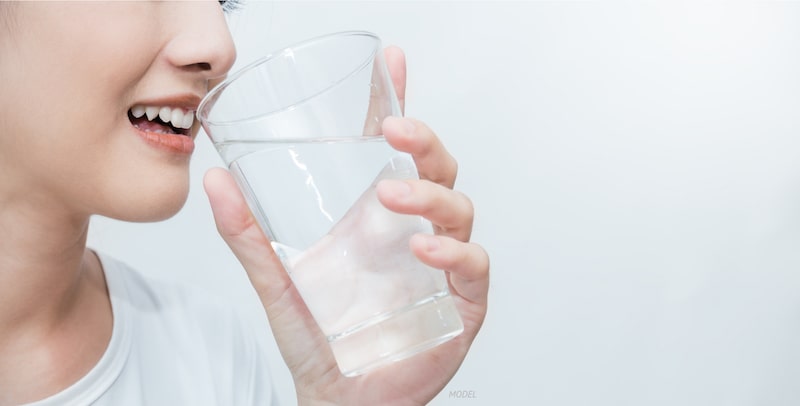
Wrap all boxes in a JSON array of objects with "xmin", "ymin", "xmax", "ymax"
[{"xmin": 130, "ymin": 105, "xmax": 194, "ymax": 129}]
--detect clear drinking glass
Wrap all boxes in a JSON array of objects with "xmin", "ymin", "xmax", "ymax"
[{"xmin": 198, "ymin": 31, "xmax": 463, "ymax": 377}]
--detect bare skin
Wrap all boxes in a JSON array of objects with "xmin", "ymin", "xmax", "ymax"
[
  {"xmin": 0, "ymin": 2, "xmax": 234, "ymax": 403},
  {"xmin": 0, "ymin": 2, "xmax": 489, "ymax": 404},
  {"xmin": 0, "ymin": 222, "xmax": 109, "ymax": 404},
  {"xmin": 205, "ymin": 47, "xmax": 490, "ymax": 406}
]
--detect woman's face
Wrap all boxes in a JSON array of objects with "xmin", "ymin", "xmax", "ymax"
[{"xmin": 0, "ymin": 1, "xmax": 236, "ymax": 221}]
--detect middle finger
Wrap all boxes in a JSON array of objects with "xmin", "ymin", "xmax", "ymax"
[{"xmin": 376, "ymin": 178, "xmax": 474, "ymax": 242}]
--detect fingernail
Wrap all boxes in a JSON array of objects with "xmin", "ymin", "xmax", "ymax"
[{"xmin": 421, "ymin": 234, "xmax": 441, "ymax": 252}]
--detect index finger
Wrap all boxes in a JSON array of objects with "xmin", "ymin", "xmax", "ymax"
[{"xmin": 383, "ymin": 116, "xmax": 458, "ymax": 189}]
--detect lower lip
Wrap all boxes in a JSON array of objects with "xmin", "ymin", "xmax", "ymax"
[{"xmin": 134, "ymin": 128, "xmax": 195, "ymax": 155}]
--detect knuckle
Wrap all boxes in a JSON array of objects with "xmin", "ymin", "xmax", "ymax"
[
  {"xmin": 441, "ymin": 240, "xmax": 467, "ymax": 269},
  {"xmin": 459, "ymin": 243, "xmax": 489, "ymax": 280},
  {"xmin": 477, "ymin": 244, "xmax": 491, "ymax": 273},
  {"xmin": 448, "ymin": 157, "xmax": 459, "ymax": 178},
  {"xmin": 436, "ymin": 156, "xmax": 458, "ymax": 188},
  {"xmin": 460, "ymin": 192, "xmax": 475, "ymax": 219},
  {"xmin": 414, "ymin": 120, "xmax": 436, "ymax": 150}
]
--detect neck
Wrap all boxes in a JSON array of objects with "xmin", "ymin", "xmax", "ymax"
[
  {"xmin": 0, "ymin": 191, "xmax": 113, "ymax": 404},
  {"xmin": 0, "ymin": 196, "xmax": 91, "ymax": 331}
]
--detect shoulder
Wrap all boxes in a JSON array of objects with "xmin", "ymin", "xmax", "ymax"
[
  {"xmin": 99, "ymin": 252, "xmax": 225, "ymax": 314},
  {"xmin": 96, "ymin": 252, "xmax": 278, "ymax": 404},
  {"xmin": 98, "ymin": 251, "xmax": 250, "ymax": 349}
]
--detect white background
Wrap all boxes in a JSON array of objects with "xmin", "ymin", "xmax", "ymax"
[{"xmin": 89, "ymin": 2, "xmax": 800, "ymax": 405}]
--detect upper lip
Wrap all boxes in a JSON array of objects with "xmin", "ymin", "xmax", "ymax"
[{"xmin": 130, "ymin": 93, "xmax": 203, "ymax": 111}]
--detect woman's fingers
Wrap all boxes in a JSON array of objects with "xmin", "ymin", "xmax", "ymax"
[
  {"xmin": 409, "ymin": 234, "xmax": 490, "ymax": 308},
  {"xmin": 202, "ymin": 167, "xmax": 291, "ymax": 306},
  {"xmin": 376, "ymin": 178, "xmax": 474, "ymax": 242},
  {"xmin": 203, "ymin": 168, "xmax": 338, "ymax": 378},
  {"xmin": 383, "ymin": 117, "xmax": 458, "ymax": 189}
]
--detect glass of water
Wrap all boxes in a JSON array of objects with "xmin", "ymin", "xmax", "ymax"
[{"xmin": 197, "ymin": 31, "xmax": 463, "ymax": 377}]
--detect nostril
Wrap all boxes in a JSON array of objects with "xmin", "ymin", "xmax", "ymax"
[{"xmin": 188, "ymin": 62, "xmax": 212, "ymax": 71}]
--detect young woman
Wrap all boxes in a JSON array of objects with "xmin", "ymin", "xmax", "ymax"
[{"xmin": 0, "ymin": 1, "xmax": 490, "ymax": 404}]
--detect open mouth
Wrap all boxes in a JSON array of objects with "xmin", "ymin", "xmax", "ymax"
[{"xmin": 128, "ymin": 105, "xmax": 194, "ymax": 136}]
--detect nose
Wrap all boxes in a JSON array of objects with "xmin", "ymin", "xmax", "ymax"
[{"xmin": 162, "ymin": 1, "xmax": 237, "ymax": 81}]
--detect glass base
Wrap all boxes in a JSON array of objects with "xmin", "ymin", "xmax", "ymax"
[{"xmin": 328, "ymin": 293, "xmax": 464, "ymax": 377}]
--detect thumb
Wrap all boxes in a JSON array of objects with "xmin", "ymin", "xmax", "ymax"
[{"xmin": 203, "ymin": 167, "xmax": 291, "ymax": 306}]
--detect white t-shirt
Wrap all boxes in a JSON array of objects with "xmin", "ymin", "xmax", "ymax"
[{"xmin": 24, "ymin": 252, "xmax": 277, "ymax": 405}]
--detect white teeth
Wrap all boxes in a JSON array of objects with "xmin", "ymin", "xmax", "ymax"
[
  {"xmin": 170, "ymin": 109, "xmax": 185, "ymax": 129},
  {"xmin": 181, "ymin": 112, "xmax": 194, "ymax": 129},
  {"xmin": 131, "ymin": 105, "xmax": 146, "ymax": 118},
  {"xmin": 131, "ymin": 104, "xmax": 195, "ymax": 130},
  {"xmin": 158, "ymin": 107, "xmax": 172, "ymax": 122},
  {"xmin": 145, "ymin": 106, "xmax": 160, "ymax": 120}
]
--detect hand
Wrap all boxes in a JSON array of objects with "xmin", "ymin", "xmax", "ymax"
[{"xmin": 203, "ymin": 47, "xmax": 489, "ymax": 405}]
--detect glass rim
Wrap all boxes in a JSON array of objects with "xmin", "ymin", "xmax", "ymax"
[{"xmin": 197, "ymin": 30, "xmax": 381, "ymax": 127}]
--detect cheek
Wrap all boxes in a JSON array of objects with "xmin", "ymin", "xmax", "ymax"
[{"xmin": 2, "ymin": 3, "xmax": 189, "ymax": 222}]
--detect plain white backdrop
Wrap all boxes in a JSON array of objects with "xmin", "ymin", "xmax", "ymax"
[{"xmin": 89, "ymin": 2, "xmax": 800, "ymax": 405}]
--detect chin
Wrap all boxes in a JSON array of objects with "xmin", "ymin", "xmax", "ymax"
[
  {"xmin": 101, "ymin": 182, "xmax": 191, "ymax": 223},
  {"xmin": 138, "ymin": 194, "xmax": 189, "ymax": 222}
]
